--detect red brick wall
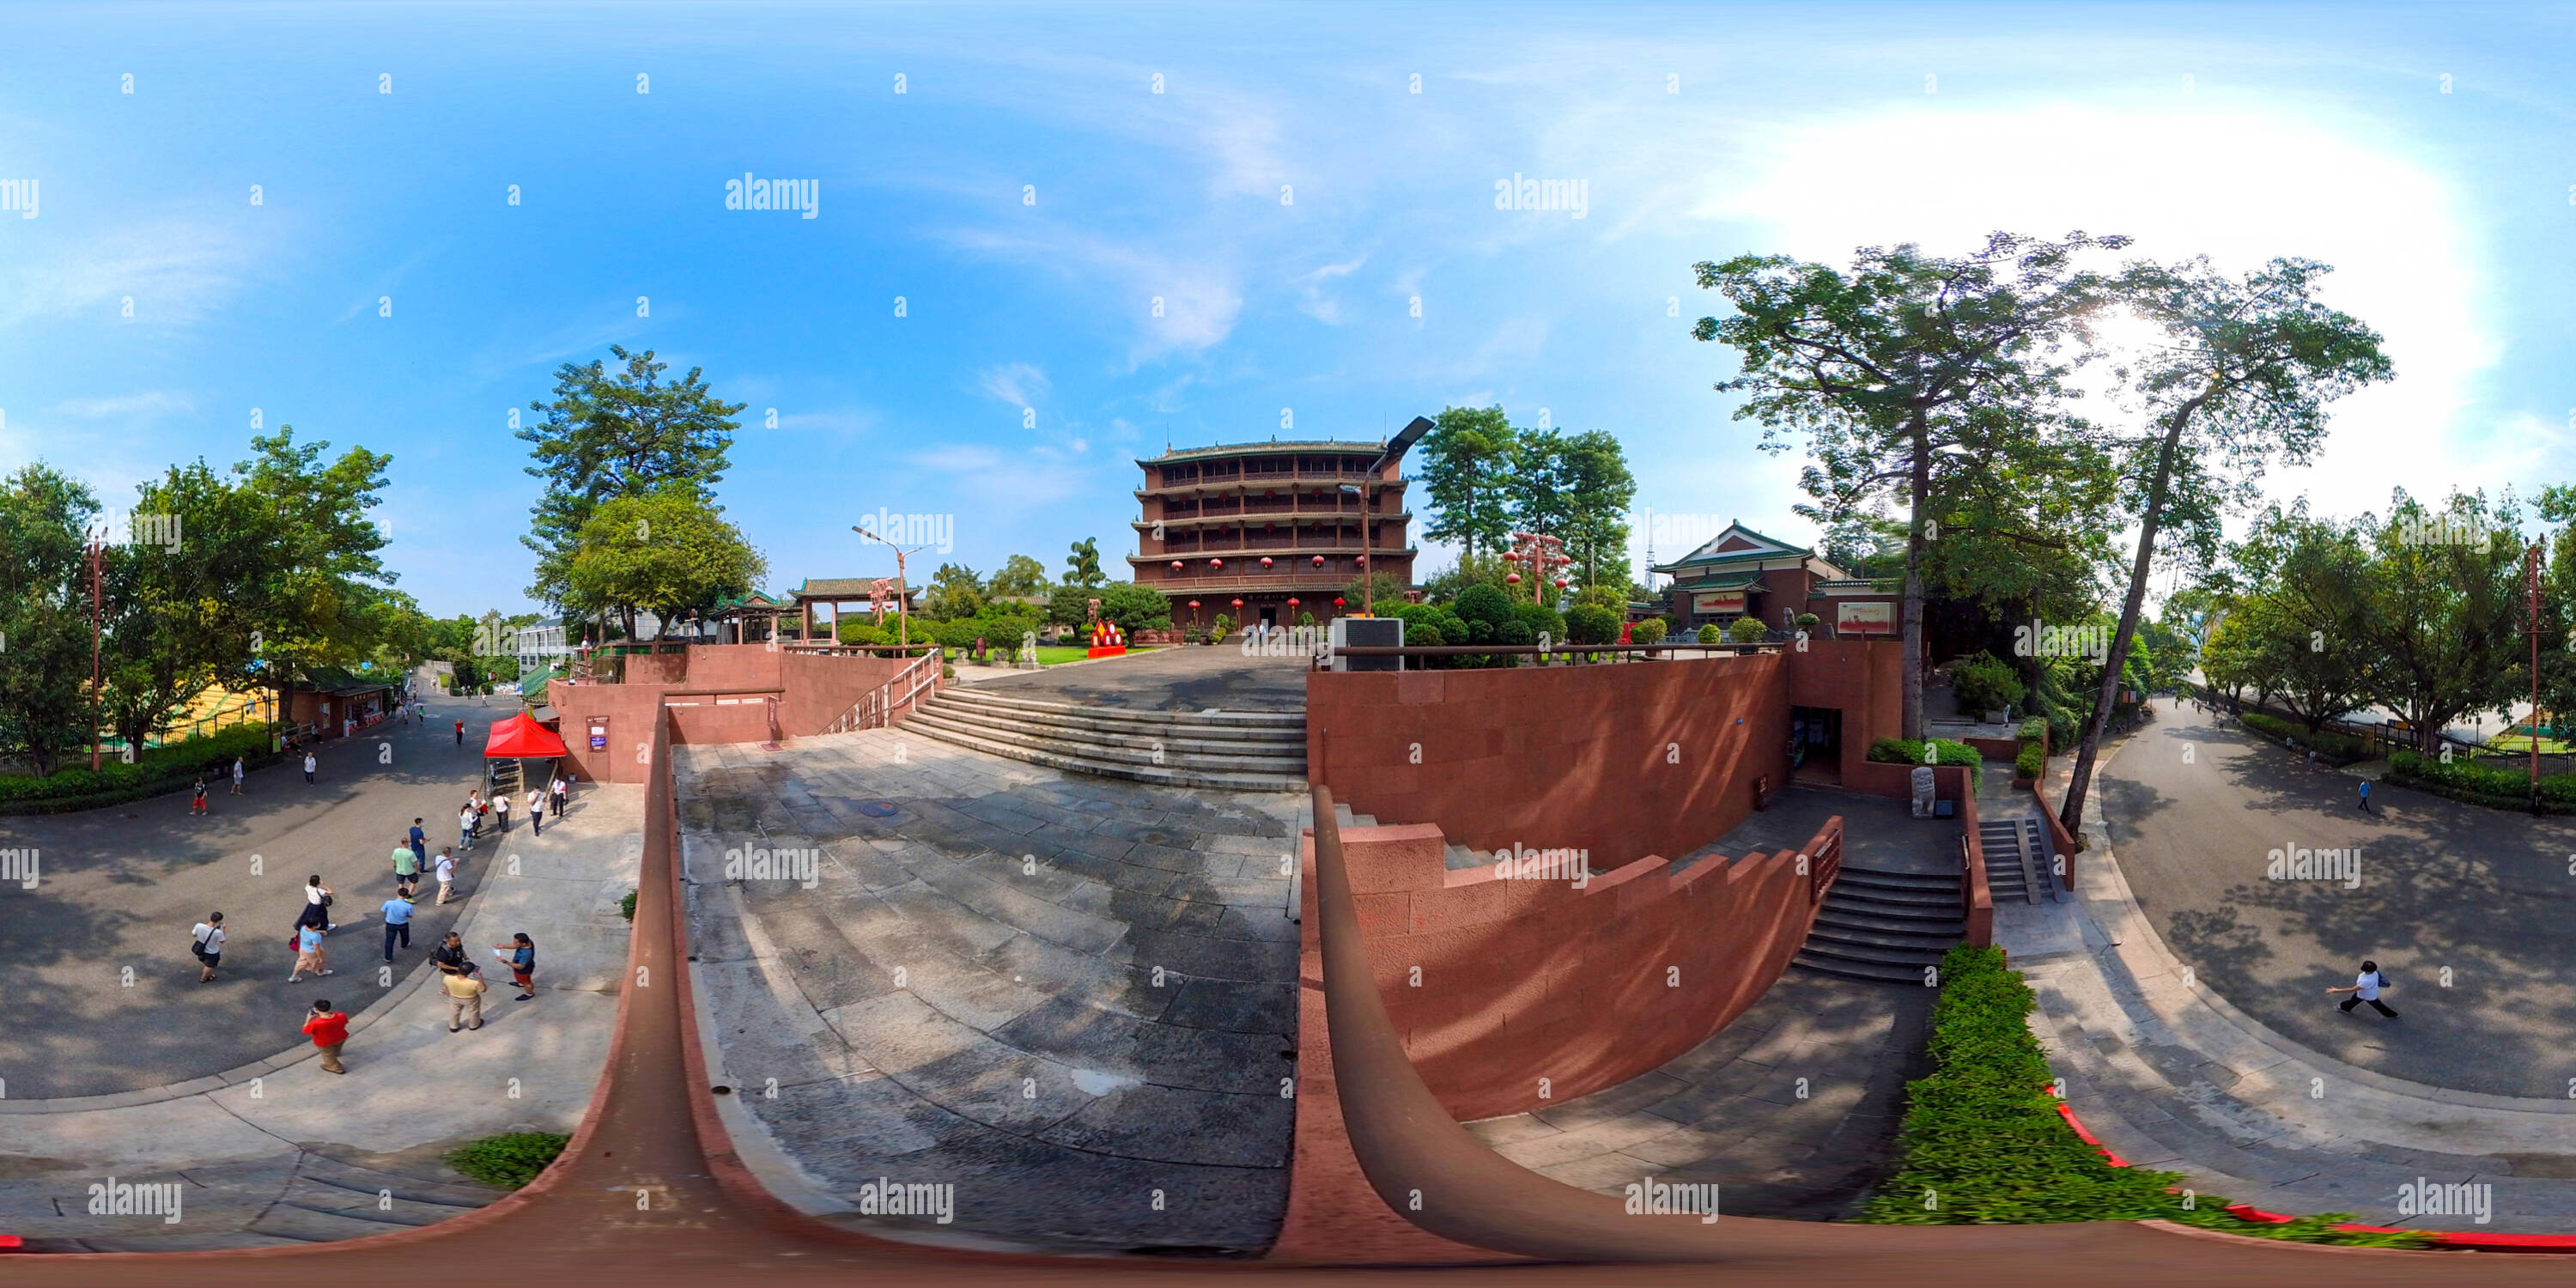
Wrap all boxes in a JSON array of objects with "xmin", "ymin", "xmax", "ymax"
[
  {"xmin": 1297, "ymin": 813, "xmax": 1842, "ymax": 1122},
  {"xmin": 1306, "ymin": 653, "xmax": 1794, "ymax": 866},
  {"xmin": 1785, "ymin": 639, "xmax": 1903, "ymax": 786},
  {"xmin": 545, "ymin": 645, "xmax": 931, "ymax": 781}
]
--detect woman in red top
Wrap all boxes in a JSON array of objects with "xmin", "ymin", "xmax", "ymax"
[{"xmin": 303, "ymin": 999, "xmax": 349, "ymax": 1074}]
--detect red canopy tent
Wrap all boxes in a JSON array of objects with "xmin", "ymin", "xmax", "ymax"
[{"xmin": 483, "ymin": 712, "xmax": 569, "ymax": 759}]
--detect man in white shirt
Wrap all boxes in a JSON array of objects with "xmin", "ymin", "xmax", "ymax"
[
  {"xmin": 2327, "ymin": 959, "xmax": 2397, "ymax": 1018},
  {"xmin": 434, "ymin": 848, "xmax": 459, "ymax": 904}
]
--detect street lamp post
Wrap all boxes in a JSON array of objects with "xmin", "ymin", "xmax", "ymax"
[
  {"xmin": 852, "ymin": 525, "xmax": 927, "ymax": 650},
  {"xmin": 1340, "ymin": 416, "xmax": 1435, "ymax": 619},
  {"xmin": 88, "ymin": 526, "xmax": 106, "ymax": 770}
]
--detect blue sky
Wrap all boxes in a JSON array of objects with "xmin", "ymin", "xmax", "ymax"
[{"xmin": 2, "ymin": 1, "xmax": 2570, "ymax": 617}]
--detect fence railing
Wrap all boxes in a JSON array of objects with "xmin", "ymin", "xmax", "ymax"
[
  {"xmin": 824, "ymin": 650, "xmax": 942, "ymax": 734},
  {"xmin": 2184, "ymin": 683, "xmax": 2523, "ymax": 767},
  {"xmin": 1320, "ymin": 641, "xmax": 1780, "ymax": 669}
]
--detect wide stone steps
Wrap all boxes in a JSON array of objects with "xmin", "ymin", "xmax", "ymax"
[
  {"xmin": 1795, "ymin": 864, "xmax": 1965, "ymax": 985},
  {"xmin": 903, "ymin": 690, "xmax": 1307, "ymax": 793}
]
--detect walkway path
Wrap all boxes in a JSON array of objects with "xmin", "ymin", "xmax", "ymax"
[
  {"xmin": 960, "ymin": 646, "xmax": 1310, "ymax": 712},
  {"xmin": 678, "ymin": 727, "xmax": 1306, "ymax": 1253},
  {"xmin": 0, "ymin": 692, "xmax": 496, "ymax": 1096},
  {"xmin": 0, "ymin": 782, "xmax": 640, "ymax": 1249},
  {"xmin": 1462, "ymin": 969, "xmax": 1930, "ymax": 1219},
  {"xmin": 2002, "ymin": 713, "xmax": 2576, "ymax": 1232}
]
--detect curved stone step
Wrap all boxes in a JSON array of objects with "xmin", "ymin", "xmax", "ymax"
[
  {"xmin": 906, "ymin": 711, "xmax": 1306, "ymax": 775},
  {"xmin": 940, "ymin": 687, "xmax": 1306, "ymax": 729},
  {"xmin": 911, "ymin": 707, "xmax": 1307, "ymax": 763},
  {"xmin": 905, "ymin": 718, "xmax": 1305, "ymax": 793}
]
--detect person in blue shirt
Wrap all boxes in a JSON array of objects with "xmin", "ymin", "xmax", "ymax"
[
  {"xmin": 494, "ymin": 933, "xmax": 536, "ymax": 1000},
  {"xmin": 381, "ymin": 892, "xmax": 416, "ymax": 963}
]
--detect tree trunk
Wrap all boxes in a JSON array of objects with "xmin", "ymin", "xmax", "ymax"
[
  {"xmin": 2061, "ymin": 402, "xmax": 2200, "ymax": 834},
  {"xmin": 1900, "ymin": 412, "xmax": 1930, "ymax": 741}
]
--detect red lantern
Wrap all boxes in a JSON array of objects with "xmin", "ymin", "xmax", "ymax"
[
  {"xmin": 1231, "ymin": 598, "xmax": 1243, "ymax": 609},
  {"xmin": 1334, "ymin": 597, "xmax": 1346, "ymax": 608},
  {"xmin": 1170, "ymin": 561, "xmax": 1183, "ymax": 571},
  {"xmin": 1260, "ymin": 556, "xmax": 1273, "ymax": 568},
  {"xmin": 1311, "ymin": 555, "xmax": 1324, "ymax": 567},
  {"xmin": 1553, "ymin": 578, "xmax": 1569, "ymax": 588},
  {"xmin": 1506, "ymin": 572, "xmax": 1522, "ymax": 585},
  {"xmin": 1356, "ymin": 555, "xmax": 1368, "ymax": 565},
  {"xmin": 1210, "ymin": 557, "xmax": 1223, "ymax": 568},
  {"xmin": 1287, "ymin": 598, "xmax": 1301, "ymax": 606},
  {"xmin": 1188, "ymin": 600, "xmax": 1200, "ymax": 610}
]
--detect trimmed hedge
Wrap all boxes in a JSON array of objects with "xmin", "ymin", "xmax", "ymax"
[
  {"xmin": 2387, "ymin": 750, "xmax": 2576, "ymax": 812},
  {"xmin": 2238, "ymin": 712, "xmax": 2367, "ymax": 765},
  {"xmin": 1856, "ymin": 946, "xmax": 2430, "ymax": 1246},
  {"xmin": 0, "ymin": 724, "xmax": 281, "ymax": 814},
  {"xmin": 1866, "ymin": 738, "xmax": 1984, "ymax": 793},
  {"xmin": 2014, "ymin": 740, "xmax": 2045, "ymax": 781}
]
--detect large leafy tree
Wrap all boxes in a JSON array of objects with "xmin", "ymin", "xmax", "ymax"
[
  {"xmin": 1697, "ymin": 230, "xmax": 2130, "ymax": 738},
  {"xmin": 562, "ymin": 488, "xmax": 768, "ymax": 641},
  {"xmin": 1062, "ymin": 537, "xmax": 1106, "ymax": 589},
  {"xmin": 987, "ymin": 554, "xmax": 1049, "ymax": 598},
  {"xmin": 1418, "ymin": 405, "xmax": 1518, "ymax": 562},
  {"xmin": 1543, "ymin": 429, "xmax": 1637, "ymax": 592},
  {"xmin": 2354, "ymin": 489, "xmax": 2521, "ymax": 753},
  {"xmin": 231, "ymin": 428, "xmax": 398, "ymax": 727},
  {"xmin": 922, "ymin": 562, "xmax": 987, "ymax": 620},
  {"xmin": 519, "ymin": 346, "xmax": 743, "ymax": 610},
  {"xmin": 2058, "ymin": 257, "xmax": 2392, "ymax": 829},
  {"xmin": 0, "ymin": 465, "xmax": 100, "ymax": 775},
  {"xmin": 2224, "ymin": 501, "xmax": 2373, "ymax": 733},
  {"xmin": 97, "ymin": 459, "xmax": 278, "ymax": 751}
]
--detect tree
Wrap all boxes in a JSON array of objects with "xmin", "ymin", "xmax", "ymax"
[
  {"xmin": 1516, "ymin": 429, "xmax": 1635, "ymax": 592},
  {"xmin": 562, "ymin": 488, "xmax": 768, "ymax": 641},
  {"xmin": 2354, "ymin": 489, "xmax": 2522, "ymax": 752},
  {"xmin": 231, "ymin": 428, "xmax": 398, "ymax": 729},
  {"xmin": 2226, "ymin": 502, "xmax": 2372, "ymax": 732},
  {"xmin": 2057, "ymin": 256, "xmax": 2393, "ymax": 830},
  {"xmin": 0, "ymin": 465, "xmax": 99, "ymax": 775},
  {"xmin": 923, "ymin": 563, "xmax": 987, "ymax": 620},
  {"xmin": 1698, "ymin": 230, "xmax": 2130, "ymax": 741},
  {"xmin": 519, "ymin": 346, "xmax": 743, "ymax": 610},
  {"xmin": 988, "ymin": 554, "xmax": 1049, "ymax": 598},
  {"xmin": 1418, "ymin": 405, "xmax": 1518, "ymax": 562},
  {"xmin": 1340, "ymin": 571, "xmax": 1408, "ymax": 611},
  {"xmin": 1063, "ymin": 537, "xmax": 1106, "ymax": 589}
]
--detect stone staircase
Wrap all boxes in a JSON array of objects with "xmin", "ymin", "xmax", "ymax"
[
  {"xmin": 1978, "ymin": 812, "xmax": 2063, "ymax": 904},
  {"xmin": 33, "ymin": 1154, "xmax": 495, "ymax": 1252},
  {"xmin": 903, "ymin": 685, "xmax": 1307, "ymax": 792},
  {"xmin": 1793, "ymin": 866, "xmax": 1965, "ymax": 986}
]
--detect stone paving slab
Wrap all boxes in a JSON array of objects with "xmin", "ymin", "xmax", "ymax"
[{"xmin": 681, "ymin": 730, "xmax": 1303, "ymax": 1253}]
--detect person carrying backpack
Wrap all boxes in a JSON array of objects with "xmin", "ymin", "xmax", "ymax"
[{"xmin": 190, "ymin": 912, "xmax": 225, "ymax": 983}]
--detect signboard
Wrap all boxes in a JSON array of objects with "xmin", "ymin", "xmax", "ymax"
[
  {"xmin": 588, "ymin": 719, "xmax": 609, "ymax": 752},
  {"xmin": 1692, "ymin": 591, "xmax": 1746, "ymax": 615},
  {"xmin": 1837, "ymin": 601, "xmax": 1896, "ymax": 635}
]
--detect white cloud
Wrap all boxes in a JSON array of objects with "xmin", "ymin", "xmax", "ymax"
[
  {"xmin": 50, "ymin": 391, "xmax": 195, "ymax": 418},
  {"xmin": 1710, "ymin": 99, "xmax": 2495, "ymax": 516},
  {"xmin": 0, "ymin": 219, "xmax": 253, "ymax": 330},
  {"xmin": 978, "ymin": 361, "xmax": 1049, "ymax": 408},
  {"xmin": 1295, "ymin": 254, "xmax": 1367, "ymax": 324}
]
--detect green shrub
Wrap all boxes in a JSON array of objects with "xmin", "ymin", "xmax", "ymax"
[
  {"xmin": 619, "ymin": 889, "xmax": 637, "ymax": 921},
  {"xmin": 1857, "ymin": 947, "xmax": 2427, "ymax": 1246},
  {"xmin": 1866, "ymin": 738, "xmax": 1984, "ymax": 793},
  {"xmin": 1452, "ymin": 584, "xmax": 1515, "ymax": 630},
  {"xmin": 1210, "ymin": 613, "xmax": 1232, "ymax": 639},
  {"xmin": 1794, "ymin": 611, "xmax": 1820, "ymax": 631},
  {"xmin": 1950, "ymin": 650, "xmax": 2026, "ymax": 716},
  {"xmin": 1696, "ymin": 623, "xmax": 1723, "ymax": 644},
  {"xmin": 1726, "ymin": 615, "xmax": 1769, "ymax": 644},
  {"xmin": 1297, "ymin": 611, "xmax": 1315, "ymax": 627},
  {"xmin": 446, "ymin": 1132, "xmax": 572, "ymax": 1190},
  {"xmin": 1629, "ymin": 617, "xmax": 1668, "ymax": 647},
  {"xmin": 2014, "ymin": 741, "xmax": 2045, "ymax": 781},
  {"xmin": 1565, "ymin": 604, "xmax": 1620, "ymax": 647},
  {"xmin": 0, "ymin": 723, "xmax": 280, "ymax": 812},
  {"xmin": 2015, "ymin": 716, "xmax": 2047, "ymax": 742},
  {"xmin": 1511, "ymin": 601, "xmax": 1565, "ymax": 645},
  {"xmin": 2389, "ymin": 750, "xmax": 2576, "ymax": 810}
]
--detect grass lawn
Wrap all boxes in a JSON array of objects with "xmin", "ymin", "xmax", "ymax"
[{"xmin": 2489, "ymin": 734, "xmax": 2573, "ymax": 754}]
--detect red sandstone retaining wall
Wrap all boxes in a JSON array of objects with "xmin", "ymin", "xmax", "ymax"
[
  {"xmin": 547, "ymin": 646, "xmax": 929, "ymax": 781},
  {"xmin": 1297, "ymin": 813, "xmax": 1842, "ymax": 1123},
  {"xmin": 1307, "ymin": 653, "xmax": 1794, "ymax": 866}
]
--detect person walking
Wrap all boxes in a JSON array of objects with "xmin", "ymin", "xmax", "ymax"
[
  {"xmin": 552, "ymin": 775, "xmax": 568, "ymax": 817},
  {"xmin": 409, "ymin": 817, "xmax": 428, "ymax": 871},
  {"xmin": 190, "ymin": 912, "xmax": 225, "ymax": 983},
  {"xmin": 2358, "ymin": 777, "xmax": 2373, "ymax": 814},
  {"xmin": 303, "ymin": 999, "xmax": 349, "ymax": 1074},
  {"xmin": 468, "ymin": 790, "xmax": 485, "ymax": 839},
  {"xmin": 303, "ymin": 750, "xmax": 318, "ymax": 784},
  {"xmin": 191, "ymin": 776, "xmax": 210, "ymax": 816},
  {"xmin": 458, "ymin": 801, "xmax": 477, "ymax": 854},
  {"xmin": 454, "ymin": 718, "xmax": 465, "ymax": 746},
  {"xmin": 380, "ymin": 890, "xmax": 415, "ymax": 963},
  {"xmin": 493, "ymin": 789, "xmax": 511, "ymax": 835},
  {"xmin": 494, "ymin": 933, "xmax": 537, "ymax": 1000},
  {"xmin": 434, "ymin": 847, "xmax": 458, "ymax": 905},
  {"xmin": 289, "ymin": 921, "xmax": 331, "ymax": 981},
  {"xmin": 443, "ymin": 962, "xmax": 488, "ymax": 1032},
  {"xmin": 2329, "ymin": 961, "xmax": 2397, "ymax": 1018},
  {"xmin": 527, "ymin": 786, "xmax": 544, "ymax": 837},
  {"xmin": 392, "ymin": 835, "xmax": 421, "ymax": 898},
  {"xmin": 229, "ymin": 756, "xmax": 246, "ymax": 795},
  {"xmin": 301, "ymin": 875, "xmax": 337, "ymax": 933}
]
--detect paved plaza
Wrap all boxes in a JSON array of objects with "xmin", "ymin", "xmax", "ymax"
[
  {"xmin": 958, "ymin": 645, "xmax": 1313, "ymax": 713},
  {"xmin": 678, "ymin": 726, "xmax": 1307, "ymax": 1253}
]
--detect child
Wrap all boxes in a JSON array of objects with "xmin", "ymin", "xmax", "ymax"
[{"xmin": 191, "ymin": 777, "xmax": 209, "ymax": 816}]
